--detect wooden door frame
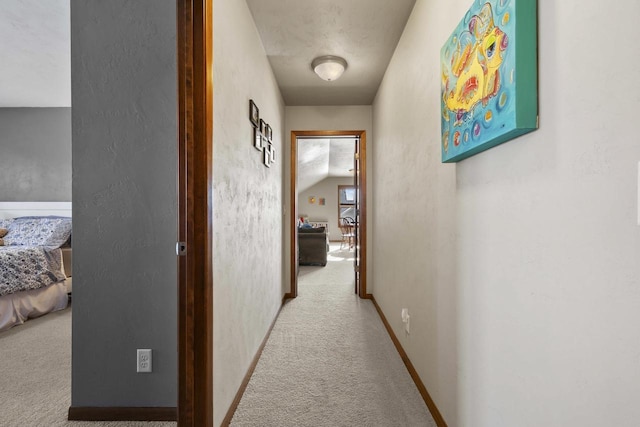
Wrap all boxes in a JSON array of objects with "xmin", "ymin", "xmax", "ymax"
[
  {"xmin": 177, "ymin": 0, "xmax": 213, "ymax": 426},
  {"xmin": 289, "ymin": 130, "xmax": 368, "ymax": 299}
]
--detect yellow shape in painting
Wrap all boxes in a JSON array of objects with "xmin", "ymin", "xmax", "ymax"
[
  {"xmin": 499, "ymin": 91, "xmax": 508, "ymax": 108},
  {"xmin": 451, "ymin": 44, "xmax": 473, "ymax": 77},
  {"xmin": 502, "ymin": 12, "xmax": 510, "ymax": 26},
  {"xmin": 443, "ymin": 4, "xmax": 506, "ymax": 120},
  {"xmin": 445, "ymin": 26, "xmax": 505, "ymax": 114}
]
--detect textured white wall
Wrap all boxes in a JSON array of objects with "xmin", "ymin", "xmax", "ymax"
[
  {"xmin": 373, "ymin": 0, "xmax": 640, "ymax": 426},
  {"xmin": 372, "ymin": 0, "xmax": 457, "ymax": 422},
  {"xmin": 299, "ymin": 177, "xmax": 354, "ymax": 241},
  {"xmin": 213, "ymin": 0, "xmax": 285, "ymax": 425},
  {"xmin": 285, "ymin": 106, "xmax": 373, "ymax": 294}
]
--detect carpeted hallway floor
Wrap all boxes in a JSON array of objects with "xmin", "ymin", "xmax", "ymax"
[
  {"xmin": 229, "ymin": 243, "xmax": 436, "ymax": 426},
  {"xmin": 0, "ymin": 244, "xmax": 435, "ymax": 426}
]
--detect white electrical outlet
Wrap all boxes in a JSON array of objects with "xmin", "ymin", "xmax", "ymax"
[
  {"xmin": 401, "ymin": 308, "xmax": 410, "ymax": 334},
  {"xmin": 401, "ymin": 308, "xmax": 409, "ymax": 323},
  {"xmin": 137, "ymin": 349, "xmax": 152, "ymax": 373}
]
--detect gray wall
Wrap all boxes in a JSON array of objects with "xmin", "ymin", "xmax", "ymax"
[
  {"xmin": 71, "ymin": 0, "xmax": 177, "ymax": 407},
  {"xmin": 0, "ymin": 108, "xmax": 71, "ymax": 201}
]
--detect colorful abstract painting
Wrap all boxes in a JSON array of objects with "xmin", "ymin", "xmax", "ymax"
[{"xmin": 440, "ymin": 0, "xmax": 538, "ymax": 163}]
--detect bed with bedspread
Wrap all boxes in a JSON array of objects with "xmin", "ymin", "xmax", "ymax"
[{"xmin": 0, "ymin": 216, "xmax": 72, "ymax": 332}]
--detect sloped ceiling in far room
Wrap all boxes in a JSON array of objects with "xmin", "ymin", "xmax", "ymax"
[{"xmin": 298, "ymin": 138, "xmax": 355, "ymax": 192}]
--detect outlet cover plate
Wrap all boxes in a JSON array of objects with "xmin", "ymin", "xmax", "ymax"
[{"xmin": 137, "ymin": 349, "xmax": 152, "ymax": 373}]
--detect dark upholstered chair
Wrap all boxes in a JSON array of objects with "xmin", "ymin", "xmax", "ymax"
[{"xmin": 298, "ymin": 227, "xmax": 328, "ymax": 266}]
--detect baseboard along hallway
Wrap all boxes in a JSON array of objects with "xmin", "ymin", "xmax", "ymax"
[{"xmin": 227, "ymin": 243, "xmax": 436, "ymax": 426}]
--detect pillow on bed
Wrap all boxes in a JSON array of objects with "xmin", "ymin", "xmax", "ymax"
[
  {"xmin": 0, "ymin": 228, "xmax": 8, "ymax": 238},
  {"xmin": 4, "ymin": 217, "xmax": 72, "ymax": 247}
]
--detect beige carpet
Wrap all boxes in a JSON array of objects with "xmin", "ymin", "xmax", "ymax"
[
  {"xmin": 0, "ymin": 305, "xmax": 176, "ymax": 427},
  {"xmin": 1, "ymin": 244, "xmax": 436, "ymax": 426},
  {"xmin": 230, "ymin": 244, "xmax": 437, "ymax": 426}
]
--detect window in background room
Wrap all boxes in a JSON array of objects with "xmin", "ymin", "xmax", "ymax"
[{"xmin": 338, "ymin": 185, "xmax": 356, "ymax": 223}]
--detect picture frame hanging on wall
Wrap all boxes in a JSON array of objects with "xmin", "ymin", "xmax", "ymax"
[
  {"xmin": 249, "ymin": 99, "xmax": 259, "ymax": 127},
  {"xmin": 269, "ymin": 143, "xmax": 276, "ymax": 163},
  {"xmin": 263, "ymin": 145, "xmax": 271, "ymax": 168},
  {"xmin": 253, "ymin": 126, "xmax": 262, "ymax": 151},
  {"xmin": 440, "ymin": 0, "xmax": 538, "ymax": 163}
]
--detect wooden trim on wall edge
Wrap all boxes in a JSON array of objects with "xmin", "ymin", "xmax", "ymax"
[
  {"xmin": 220, "ymin": 302, "xmax": 286, "ymax": 426},
  {"xmin": 68, "ymin": 407, "xmax": 177, "ymax": 421},
  {"xmin": 289, "ymin": 131, "xmax": 298, "ymax": 298},
  {"xmin": 177, "ymin": 0, "xmax": 214, "ymax": 425},
  {"xmin": 283, "ymin": 292, "xmax": 294, "ymax": 304},
  {"xmin": 356, "ymin": 132, "xmax": 367, "ymax": 298},
  {"xmin": 290, "ymin": 130, "xmax": 367, "ymax": 299},
  {"xmin": 370, "ymin": 296, "xmax": 448, "ymax": 427}
]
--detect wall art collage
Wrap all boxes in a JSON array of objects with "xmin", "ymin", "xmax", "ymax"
[{"xmin": 249, "ymin": 99, "xmax": 276, "ymax": 168}]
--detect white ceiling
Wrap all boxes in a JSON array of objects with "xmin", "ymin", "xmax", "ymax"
[
  {"xmin": 246, "ymin": 0, "xmax": 416, "ymax": 189},
  {"xmin": 246, "ymin": 0, "xmax": 415, "ymax": 105},
  {"xmin": 0, "ymin": 0, "xmax": 70, "ymax": 107},
  {"xmin": 2, "ymin": 0, "xmax": 416, "ymax": 190},
  {"xmin": 1, "ymin": 0, "xmax": 416, "ymax": 108},
  {"xmin": 245, "ymin": 0, "xmax": 417, "ymax": 105}
]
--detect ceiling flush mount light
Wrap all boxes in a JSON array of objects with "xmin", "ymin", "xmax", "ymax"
[{"xmin": 311, "ymin": 55, "xmax": 348, "ymax": 81}]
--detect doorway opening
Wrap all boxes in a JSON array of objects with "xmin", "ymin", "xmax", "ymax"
[{"xmin": 289, "ymin": 130, "xmax": 368, "ymax": 299}]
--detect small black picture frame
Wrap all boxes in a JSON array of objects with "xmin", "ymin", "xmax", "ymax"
[
  {"xmin": 269, "ymin": 143, "xmax": 276, "ymax": 163},
  {"xmin": 259, "ymin": 119, "xmax": 266, "ymax": 135},
  {"xmin": 266, "ymin": 124, "xmax": 272, "ymax": 141},
  {"xmin": 253, "ymin": 126, "xmax": 262, "ymax": 150},
  {"xmin": 249, "ymin": 99, "xmax": 259, "ymax": 127}
]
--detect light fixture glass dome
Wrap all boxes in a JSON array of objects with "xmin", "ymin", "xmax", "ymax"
[{"xmin": 311, "ymin": 55, "xmax": 348, "ymax": 81}]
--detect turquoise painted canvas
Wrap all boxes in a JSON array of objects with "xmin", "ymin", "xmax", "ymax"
[{"xmin": 440, "ymin": 0, "xmax": 538, "ymax": 163}]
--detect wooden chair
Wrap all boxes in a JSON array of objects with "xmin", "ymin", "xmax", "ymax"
[{"xmin": 339, "ymin": 217, "xmax": 355, "ymax": 250}]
